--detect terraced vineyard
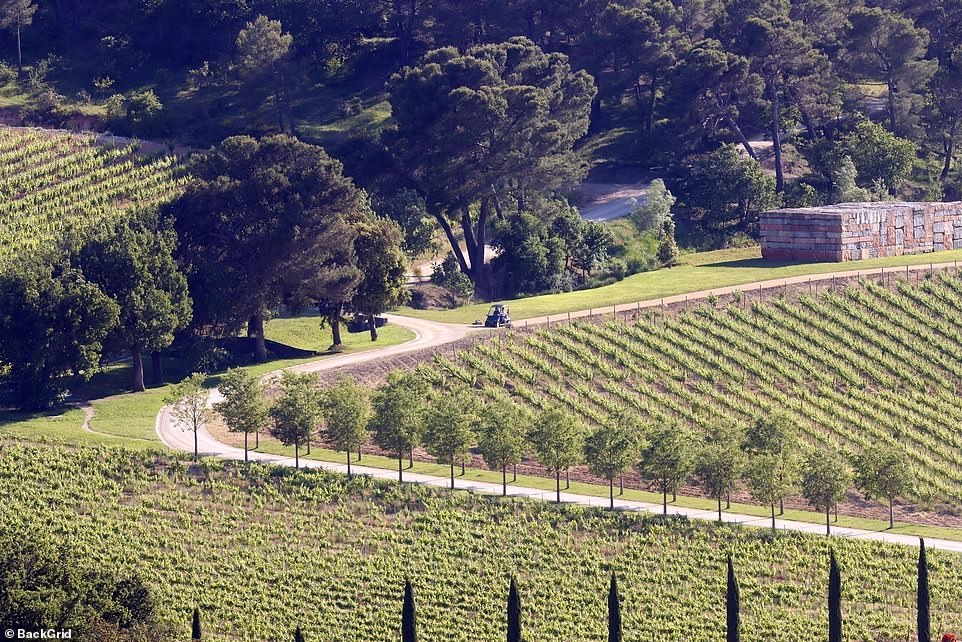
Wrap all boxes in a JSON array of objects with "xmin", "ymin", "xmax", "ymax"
[
  {"xmin": 0, "ymin": 127, "xmax": 186, "ymax": 260},
  {"xmin": 2, "ymin": 442, "xmax": 961, "ymax": 642},
  {"xmin": 419, "ymin": 272, "xmax": 962, "ymax": 508}
]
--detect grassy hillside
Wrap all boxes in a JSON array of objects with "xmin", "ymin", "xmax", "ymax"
[
  {"xmin": 0, "ymin": 127, "xmax": 185, "ymax": 262},
  {"xmin": 413, "ymin": 272, "xmax": 962, "ymax": 509},
  {"xmin": 397, "ymin": 247, "xmax": 962, "ymax": 324},
  {"xmin": 2, "ymin": 442, "xmax": 960, "ymax": 642}
]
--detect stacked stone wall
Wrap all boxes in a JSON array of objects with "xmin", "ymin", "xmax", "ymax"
[{"xmin": 761, "ymin": 202, "xmax": 962, "ymax": 262}]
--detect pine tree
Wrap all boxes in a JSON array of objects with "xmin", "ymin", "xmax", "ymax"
[
  {"xmin": 507, "ymin": 576, "xmax": 522, "ymax": 642},
  {"xmin": 402, "ymin": 579, "xmax": 418, "ymax": 642},
  {"xmin": 828, "ymin": 551, "xmax": 842, "ymax": 642},
  {"xmin": 607, "ymin": 572, "xmax": 622, "ymax": 642},
  {"xmin": 918, "ymin": 538, "xmax": 931, "ymax": 642},
  {"xmin": 191, "ymin": 607, "xmax": 202, "ymax": 641},
  {"xmin": 293, "ymin": 626, "xmax": 305, "ymax": 642},
  {"xmin": 726, "ymin": 555, "xmax": 740, "ymax": 642}
]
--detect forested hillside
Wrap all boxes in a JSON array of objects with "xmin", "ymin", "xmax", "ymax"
[
  {"xmin": 0, "ymin": 4, "xmax": 951, "ymax": 183},
  {"xmin": 1, "ymin": 0, "xmax": 955, "ymax": 293}
]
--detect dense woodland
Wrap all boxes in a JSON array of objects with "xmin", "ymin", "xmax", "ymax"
[
  {"xmin": 2, "ymin": 0, "xmax": 954, "ymax": 279},
  {"xmin": 0, "ymin": 0, "xmax": 959, "ymax": 392}
]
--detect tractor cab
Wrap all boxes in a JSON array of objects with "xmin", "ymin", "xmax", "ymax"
[{"xmin": 484, "ymin": 304, "xmax": 512, "ymax": 328}]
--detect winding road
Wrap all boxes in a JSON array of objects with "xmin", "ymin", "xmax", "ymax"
[{"xmin": 155, "ymin": 267, "xmax": 962, "ymax": 553}]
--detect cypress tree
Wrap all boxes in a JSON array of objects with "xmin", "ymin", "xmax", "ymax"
[
  {"xmin": 726, "ymin": 555, "xmax": 740, "ymax": 642},
  {"xmin": 191, "ymin": 607, "xmax": 202, "ymax": 641},
  {"xmin": 293, "ymin": 626, "xmax": 306, "ymax": 642},
  {"xmin": 918, "ymin": 538, "xmax": 931, "ymax": 642},
  {"xmin": 507, "ymin": 576, "xmax": 522, "ymax": 642},
  {"xmin": 828, "ymin": 550, "xmax": 842, "ymax": 642},
  {"xmin": 402, "ymin": 579, "xmax": 418, "ymax": 642},
  {"xmin": 608, "ymin": 572, "xmax": 622, "ymax": 642}
]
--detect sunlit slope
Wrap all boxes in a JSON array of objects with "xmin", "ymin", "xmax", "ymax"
[
  {"xmin": 0, "ymin": 127, "xmax": 185, "ymax": 261},
  {"xmin": 421, "ymin": 273, "xmax": 962, "ymax": 507}
]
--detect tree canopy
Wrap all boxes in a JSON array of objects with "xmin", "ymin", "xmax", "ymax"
[
  {"xmin": 171, "ymin": 134, "xmax": 366, "ymax": 360},
  {"xmin": 0, "ymin": 261, "xmax": 118, "ymax": 409},
  {"xmin": 386, "ymin": 36, "xmax": 595, "ymax": 293}
]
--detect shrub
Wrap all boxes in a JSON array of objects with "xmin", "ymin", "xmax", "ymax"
[{"xmin": 0, "ymin": 61, "xmax": 16, "ymax": 85}]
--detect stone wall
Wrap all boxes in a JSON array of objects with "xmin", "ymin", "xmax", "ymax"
[{"xmin": 760, "ymin": 201, "xmax": 962, "ymax": 262}]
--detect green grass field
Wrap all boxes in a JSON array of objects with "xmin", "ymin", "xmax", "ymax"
[
  {"xmin": 3, "ymin": 443, "xmax": 960, "ymax": 642},
  {"xmin": 0, "ymin": 318, "xmax": 415, "ymax": 446},
  {"xmin": 263, "ymin": 313, "xmax": 412, "ymax": 352},
  {"xmin": 397, "ymin": 247, "xmax": 962, "ymax": 324}
]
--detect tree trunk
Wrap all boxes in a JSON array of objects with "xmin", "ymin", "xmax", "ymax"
[
  {"xmin": 409, "ymin": 448, "xmax": 414, "ymax": 469},
  {"xmin": 769, "ymin": 79, "xmax": 785, "ymax": 192},
  {"xmin": 565, "ymin": 469, "xmax": 570, "ymax": 489},
  {"xmin": 779, "ymin": 498, "xmax": 784, "ymax": 515},
  {"xmin": 513, "ymin": 463, "xmax": 517, "ymax": 482},
  {"xmin": 591, "ymin": 94, "xmax": 602, "ymax": 123},
  {"xmin": 434, "ymin": 213, "xmax": 471, "ymax": 275},
  {"xmin": 306, "ymin": 437, "xmax": 311, "ymax": 455},
  {"xmin": 502, "ymin": 465, "xmax": 507, "ymax": 496},
  {"xmin": 717, "ymin": 496, "xmax": 722, "ymax": 523},
  {"xmin": 346, "ymin": 450, "xmax": 352, "ymax": 479},
  {"xmin": 151, "ymin": 350, "xmax": 163, "ymax": 386},
  {"xmin": 887, "ymin": 77, "xmax": 898, "ymax": 133},
  {"xmin": 450, "ymin": 462, "xmax": 455, "ymax": 490},
  {"xmin": 889, "ymin": 497, "xmax": 894, "ymax": 529},
  {"xmin": 619, "ymin": 474, "xmax": 623, "ymax": 496},
  {"xmin": 609, "ymin": 478, "xmax": 614, "ymax": 510},
  {"xmin": 663, "ymin": 490, "xmax": 668, "ymax": 515},
  {"xmin": 294, "ymin": 442, "xmax": 299, "ymax": 469},
  {"xmin": 249, "ymin": 311, "xmax": 267, "ymax": 362},
  {"xmin": 646, "ymin": 76, "xmax": 658, "ymax": 133},
  {"xmin": 131, "ymin": 347, "xmax": 145, "ymax": 392},
  {"xmin": 941, "ymin": 136, "xmax": 955, "ymax": 182},
  {"xmin": 193, "ymin": 427, "xmax": 198, "ymax": 462},
  {"xmin": 273, "ymin": 86, "xmax": 285, "ymax": 134},
  {"xmin": 330, "ymin": 305, "xmax": 343, "ymax": 347},
  {"xmin": 771, "ymin": 503, "xmax": 776, "ymax": 532},
  {"xmin": 255, "ymin": 430, "xmax": 259, "ymax": 449},
  {"xmin": 244, "ymin": 431, "xmax": 249, "ymax": 463},
  {"xmin": 398, "ymin": 454, "xmax": 403, "ymax": 483},
  {"xmin": 825, "ymin": 506, "xmax": 831, "ymax": 536},
  {"xmin": 16, "ymin": 24, "xmax": 22, "ymax": 74},
  {"xmin": 460, "ymin": 461, "xmax": 465, "ymax": 476},
  {"xmin": 368, "ymin": 314, "xmax": 378, "ymax": 341},
  {"xmin": 556, "ymin": 470, "xmax": 561, "ymax": 503},
  {"xmin": 462, "ymin": 201, "xmax": 491, "ymax": 296},
  {"xmin": 725, "ymin": 116, "xmax": 757, "ymax": 159}
]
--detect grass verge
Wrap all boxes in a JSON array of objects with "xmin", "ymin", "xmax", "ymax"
[
  {"xmin": 0, "ymin": 320, "xmax": 415, "ymax": 446},
  {"xmin": 396, "ymin": 246, "xmax": 962, "ymax": 324}
]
